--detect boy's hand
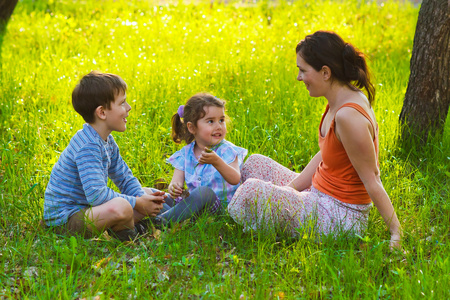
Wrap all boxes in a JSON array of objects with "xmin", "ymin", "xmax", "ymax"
[
  {"xmin": 135, "ymin": 192, "xmax": 166, "ymax": 217},
  {"xmin": 198, "ymin": 147, "xmax": 221, "ymax": 166},
  {"xmin": 149, "ymin": 191, "xmax": 166, "ymax": 203},
  {"xmin": 168, "ymin": 182, "xmax": 183, "ymax": 198}
]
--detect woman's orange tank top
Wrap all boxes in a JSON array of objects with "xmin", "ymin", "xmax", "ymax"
[{"xmin": 311, "ymin": 103, "xmax": 378, "ymax": 205}]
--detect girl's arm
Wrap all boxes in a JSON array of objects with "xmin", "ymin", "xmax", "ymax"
[
  {"xmin": 198, "ymin": 149, "xmax": 241, "ymax": 185},
  {"xmin": 287, "ymin": 151, "xmax": 322, "ymax": 191},
  {"xmin": 168, "ymin": 169, "xmax": 185, "ymax": 198},
  {"xmin": 336, "ymin": 108, "xmax": 402, "ymax": 250}
]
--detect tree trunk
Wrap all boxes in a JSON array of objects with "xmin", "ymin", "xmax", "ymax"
[
  {"xmin": 399, "ymin": 0, "xmax": 450, "ymax": 145},
  {"xmin": 0, "ymin": 0, "xmax": 18, "ymax": 75},
  {"xmin": 0, "ymin": 0, "xmax": 18, "ymax": 35}
]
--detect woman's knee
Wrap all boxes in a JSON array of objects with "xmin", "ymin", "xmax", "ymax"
[
  {"xmin": 235, "ymin": 179, "xmax": 264, "ymax": 199},
  {"xmin": 243, "ymin": 178, "xmax": 263, "ymax": 187},
  {"xmin": 241, "ymin": 154, "xmax": 269, "ymax": 178},
  {"xmin": 249, "ymin": 154, "xmax": 265, "ymax": 161},
  {"xmin": 243, "ymin": 154, "xmax": 263, "ymax": 168}
]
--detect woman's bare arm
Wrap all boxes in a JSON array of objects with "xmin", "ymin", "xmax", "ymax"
[
  {"xmin": 336, "ymin": 107, "xmax": 401, "ymax": 249},
  {"xmin": 288, "ymin": 151, "xmax": 322, "ymax": 192}
]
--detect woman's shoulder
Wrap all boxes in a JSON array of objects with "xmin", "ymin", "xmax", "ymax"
[
  {"xmin": 335, "ymin": 101, "xmax": 377, "ymax": 141},
  {"xmin": 336, "ymin": 99, "xmax": 376, "ymax": 126}
]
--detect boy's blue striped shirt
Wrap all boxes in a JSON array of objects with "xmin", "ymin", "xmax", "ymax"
[{"xmin": 44, "ymin": 123, "xmax": 144, "ymax": 226}]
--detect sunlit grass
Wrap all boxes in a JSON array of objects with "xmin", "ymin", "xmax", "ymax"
[{"xmin": 1, "ymin": 0, "xmax": 449, "ymax": 298}]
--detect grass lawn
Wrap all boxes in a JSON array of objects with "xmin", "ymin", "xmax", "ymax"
[{"xmin": 1, "ymin": 0, "xmax": 449, "ymax": 298}]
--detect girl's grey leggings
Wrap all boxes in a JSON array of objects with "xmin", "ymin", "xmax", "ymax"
[{"xmin": 156, "ymin": 186, "xmax": 218, "ymax": 223}]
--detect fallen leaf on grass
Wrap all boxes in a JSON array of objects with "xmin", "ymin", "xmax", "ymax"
[
  {"xmin": 359, "ymin": 242, "xmax": 368, "ymax": 251},
  {"xmin": 169, "ymin": 219, "xmax": 190, "ymax": 234},
  {"xmin": 151, "ymin": 228, "xmax": 162, "ymax": 240},
  {"xmin": 157, "ymin": 270, "xmax": 169, "ymax": 282},
  {"xmin": 93, "ymin": 257, "xmax": 112, "ymax": 269},
  {"xmin": 128, "ymin": 255, "xmax": 141, "ymax": 263},
  {"xmin": 91, "ymin": 257, "xmax": 121, "ymax": 275},
  {"xmin": 23, "ymin": 267, "xmax": 39, "ymax": 280},
  {"xmin": 99, "ymin": 231, "xmax": 113, "ymax": 241}
]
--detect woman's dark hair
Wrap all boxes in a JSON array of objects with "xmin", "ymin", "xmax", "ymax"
[
  {"xmin": 296, "ymin": 30, "xmax": 375, "ymax": 104},
  {"xmin": 171, "ymin": 93, "xmax": 226, "ymax": 144}
]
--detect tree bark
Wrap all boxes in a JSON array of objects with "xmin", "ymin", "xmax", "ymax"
[
  {"xmin": 0, "ymin": 0, "xmax": 18, "ymax": 74},
  {"xmin": 0, "ymin": 0, "xmax": 18, "ymax": 35},
  {"xmin": 399, "ymin": 0, "xmax": 450, "ymax": 144}
]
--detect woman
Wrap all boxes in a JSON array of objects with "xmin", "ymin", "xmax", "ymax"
[{"xmin": 228, "ymin": 30, "xmax": 401, "ymax": 249}]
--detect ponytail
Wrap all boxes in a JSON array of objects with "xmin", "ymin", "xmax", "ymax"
[
  {"xmin": 171, "ymin": 112, "xmax": 194, "ymax": 144},
  {"xmin": 342, "ymin": 43, "xmax": 375, "ymax": 104}
]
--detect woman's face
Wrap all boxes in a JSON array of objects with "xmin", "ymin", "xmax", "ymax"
[{"xmin": 296, "ymin": 53, "xmax": 326, "ymax": 98}]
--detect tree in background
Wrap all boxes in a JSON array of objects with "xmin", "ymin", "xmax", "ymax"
[
  {"xmin": 0, "ymin": 0, "xmax": 18, "ymax": 36},
  {"xmin": 399, "ymin": 0, "xmax": 450, "ymax": 145},
  {"xmin": 0, "ymin": 0, "xmax": 19, "ymax": 73}
]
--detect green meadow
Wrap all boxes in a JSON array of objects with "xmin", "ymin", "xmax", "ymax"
[{"xmin": 1, "ymin": 0, "xmax": 449, "ymax": 298}]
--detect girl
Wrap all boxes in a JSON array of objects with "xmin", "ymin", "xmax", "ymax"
[
  {"xmin": 167, "ymin": 93, "xmax": 248, "ymax": 215},
  {"xmin": 228, "ymin": 31, "xmax": 402, "ymax": 249}
]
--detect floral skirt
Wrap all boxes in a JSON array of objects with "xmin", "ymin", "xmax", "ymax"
[{"xmin": 228, "ymin": 154, "xmax": 372, "ymax": 237}]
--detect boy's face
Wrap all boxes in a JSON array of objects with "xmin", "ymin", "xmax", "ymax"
[{"xmin": 104, "ymin": 91, "xmax": 131, "ymax": 133}]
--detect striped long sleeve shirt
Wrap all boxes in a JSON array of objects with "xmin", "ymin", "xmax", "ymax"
[{"xmin": 44, "ymin": 123, "xmax": 145, "ymax": 226}]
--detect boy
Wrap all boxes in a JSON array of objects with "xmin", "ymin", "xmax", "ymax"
[{"xmin": 43, "ymin": 71, "xmax": 165, "ymax": 241}]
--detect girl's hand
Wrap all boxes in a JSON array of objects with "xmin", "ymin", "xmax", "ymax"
[
  {"xmin": 198, "ymin": 147, "xmax": 221, "ymax": 166},
  {"xmin": 168, "ymin": 182, "xmax": 183, "ymax": 198}
]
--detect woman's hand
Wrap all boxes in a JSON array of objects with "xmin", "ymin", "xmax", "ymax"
[
  {"xmin": 286, "ymin": 151, "xmax": 322, "ymax": 192},
  {"xmin": 389, "ymin": 229, "xmax": 402, "ymax": 251}
]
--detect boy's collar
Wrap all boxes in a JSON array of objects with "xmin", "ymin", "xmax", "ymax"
[{"xmin": 84, "ymin": 123, "xmax": 109, "ymax": 144}]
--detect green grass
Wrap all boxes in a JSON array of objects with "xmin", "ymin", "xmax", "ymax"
[{"xmin": 1, "ymin": 0, "xmax": 449, "ymax": 298}]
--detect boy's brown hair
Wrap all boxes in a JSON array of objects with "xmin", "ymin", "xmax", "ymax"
[{"xmin": 72, "ymin": 71, "xmax": 127, "ymax": 123}]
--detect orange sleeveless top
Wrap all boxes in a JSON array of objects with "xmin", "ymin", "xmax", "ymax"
[{"xmin": 312, "ymin": 103, "xmax": 378, "ymax": 205}]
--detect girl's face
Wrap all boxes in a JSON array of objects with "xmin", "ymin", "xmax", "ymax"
[
  {"xmin": 296, "ymin": 53, "xmax": 327, "ymax": 97},
  {"xmin": 188, "ymin": 106, "xmax": 227, "ymax": 148}
]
